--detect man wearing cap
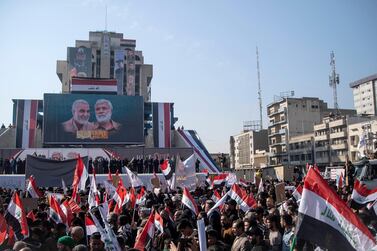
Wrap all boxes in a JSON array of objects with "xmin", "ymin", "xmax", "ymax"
[{"xmin": 57, "ymin": 236, "xmax": 75, "ymax": 251}]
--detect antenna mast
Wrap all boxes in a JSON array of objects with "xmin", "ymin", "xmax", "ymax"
[
  {"xmin": 256, "ymin": 46, "xmax": 263, "ymax": 130},
  {"xmin": 105, "ymin": 5, "xmax": 108, "ymax": 31},
  {"xmin": 329, "ymin": 51, "xmax": 340, "ymax": 111}
]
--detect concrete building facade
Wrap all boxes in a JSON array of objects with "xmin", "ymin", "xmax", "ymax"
[
  {"xmin": 56, "ymin": 31, "xmax": 153, "ymax": 102},
  {"xmin": 350, "ymin": 73, "xmax": 377, "ymax": 116},
  {"xmin": 288, "ymin": 133, "xmax": 314, "ymax": 169},
  {"xmin": 231, "ymin": 130, "xmax": 268, "ymax": 170}
]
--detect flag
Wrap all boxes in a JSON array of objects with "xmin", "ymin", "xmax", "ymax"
[
  {"xmin": 107, "ymin": 169, "xmax": 113, "ymax": 182},
  {"xmin": 0, "ymin": 214, "xmax": 7, "ymax": 245},
  {"xmin": 5, "ymin": 192, "xmax": 28, "ymax": 240},
  {"xmin": 154, "ymin": 211, "xmax": 164, "ymax": 233},
  {"xmin": 292, "ymin": 185, "xmax": 303, "ymax": 202},
  {"xmin": 26, "ymin": 211, "xmax": 36, "ymax": 222},
  {"xmin": 136, "ymin": 187, "xmax": 146, "ymax": 206},
  {"xmin": 336, "ymin": 172, "xmax": 344, "ymax": 189},
  {"xmin": 197, "ymin": 218, "xmax": 207, "ymax": 251},
  {"xmin": 98, "ymin": 205, "xmax": 122, "ymax": 250},
  {"xmin": 152, "ymin": 102, "xmax": 172, "ymax": 148},
  {"xmin": 212, "ymin": 174, "xmax": 228, "ymax": 186},
  {"xmin": 129, "ymin": 188, "xmax": 136, "ymax": 208},
  {"xmin": 67, "ymin": 199, "xmax": 81, "ymax": 213},
  {"xmin": 160, "ymin": 159, "xmax": 173, "ymax": 180},
  {"xmin": 103, "ymin": 180, "xmax": 117, "ymax": 198},
  {"xmin": 14, "ymin": 99, "xmax": 40, "ymax": 148},
  {"xmin": 238, "ymin": 178, "xmax": 248, "ymax": 187},
  {"xmin": 257, "ymin": 178, "xmax": 264, "ymax": 194},
  {"xmin": 182, "ymin": 187, "xmax": 199, "ymax": 216},
  {"xmin": 296, "ymin": 168, "xmax": 376, "ymax": 251},
  {"xmin": 61, "ymin": 200, "xmax": 74, "ymax": 227},
  {"xmin": 134, "ymin": 212, "xmax": 155, "ymax": 251},
  {"xmin": 113, "ymin": 182, "xmax": 128, "ymax": 214},
  {"xmin": 49, "ymin": 195, "xmax": 66, "ymax": 225},
  {"xmin": 229, "ymin": 184, "xmax": 256, "ymax": 212},
  {"xmin": 125, "ymin": 166, "xmax": 144, "ymax": 188},
  {"xmin": 351, "ymin": 179, "xmax": 377, "ymax": 206},
  {"xmin": 26, "ymin": 175, "xmax": 42, "ymax": 198},
  {"xmin": 72, "ymin": 155, "xmax": 89, "ymax": 192},
  {"xmin": 88, "ymin": 169, "xmax": 100, "ymax": 209},
  {"xmin": 207, "ymin": 191, "xmax": 230, "ymax": 215},
  {"xmin": 211, "ymin": 190, "xmax": 222, "ymax": 204},
  {"xmin": 85, "ymin": 216, "xmax": 98, "ymax": 236}
]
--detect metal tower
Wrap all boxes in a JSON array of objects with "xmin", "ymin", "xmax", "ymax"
[
  {"xmin": 329, "ymin": 51, "xmax": 340, "ymax": 111},
  {"xmin": 256, "ymin": 47, "xmax": 263, "ymax": 130}
]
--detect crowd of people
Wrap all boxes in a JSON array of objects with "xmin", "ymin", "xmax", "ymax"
[{"xmin": 0, "ymin": 165, "xmax": 373, "ymax": 251}]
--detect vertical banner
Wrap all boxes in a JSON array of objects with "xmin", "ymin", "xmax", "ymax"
[
  {"xmin": 152, "ymin": 103, "xmax": 171, "ymax": 148},
  {"xmin": 67, "ymin": 47, "xmax": 92, "ymax": 78},
  {"xmin": 15, "ymin": 100, "xmax": 40, "ymax": 148},
  {"xmin": 124, "ymin": 50, "xmax": 136, "ymax": 96},
  {"xmin": 114, "ymin": 50, "xmax": 125, "ymax": 95}
]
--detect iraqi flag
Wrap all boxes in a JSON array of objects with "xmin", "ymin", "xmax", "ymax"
[
  {"xmin": 61, "ymin": 200, "xmax": 74, "ymax": 227},
  {"xmin": 85, "ymin": 216, "xmax": 98, "ymax": 236},
  {"xmin": 182, "ymin": 187, "xmax": 199, "ymax": 216},
  {"xmin": 292, "ymin": 184, "xmax": 303, "ymax": 201},
  {"xmin": 134, "ymin": 212, "xmax": 155, "ymax": 251},
  {"xmin": 160, "ymin": 159, "xmax": 173, "ymax": 180},
  {"xmin": 125, "ymin": 167, "xmax": 144, "ymax": 188},
  {"xmin": 336, "ymin": 172, "xmax": 344, "ymax": 189},
  {"xmin": 154, "ymin": 212, "xmax": 164, "ymax": 233},
  {"xmin": 5, "ymin": 192, "xmax": 28, "ymax": 240},
  {"xmin": 229, "ymin": 184, "xmax": 256, "ymax": 212},
  {"xmin": 296, "ymin": 168, "xmax": 376, "ymax": 251},
  {"xmin": 26, "ymin": 175, "xmax": 42, "ymax": 198},
  {"xmin": 351, "ymin": 179, "xmax": 377, "ymax": 206},
  {"xmin": 211, "ymin": 190, "xmax": 222, "ymax": 204},
  {"xmin": 152, "ymin": 102, "xmax": 172, "ymax": 148},
  {"xmin": 136, "ymin": 187, "xmax": 146, "ymax": 206},
  {"xmin": 14, "ymin": 99, "xmax": 41, "ymax": 148},
  {"xmin": 49, "ymin": 195, "xmax": 66, "ymax": 225},
  {"xmin": 212, "ymin": 174, "xmax": 228, "ymax": 187},
  {"xmin": 72, "ymin": 155, "xmax": 89, "ymax": 193}
]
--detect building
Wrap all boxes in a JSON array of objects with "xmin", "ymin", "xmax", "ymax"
[
  {"xmin": 348, "ymin": 117, "xmax": 377, "ymax": 162},
  {"xmin": 230, "ymin": 129, "xmax": 268, "ymax": 170},
  {"xmin": 56, "ymin": 31, "xmax": 153, "ymax": 102},
  {"xmin": 288, "ymin": 133, "xmax": 314, "ymax": 169},
  {"xmin": 350, "ymin": 73, "xmax": 377, "ymax": 116},
  {"xmin": 267, "ymin": 96, "xmax": 356, "ymax": 166}
]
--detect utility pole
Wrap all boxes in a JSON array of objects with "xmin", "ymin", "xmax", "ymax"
[
  {"xmin": 256, "ymin": 47, "xmax": 263, "ymax": 130},
  {"xmin": 329, "ymin": 51, "xmax": 340, "ymax": 112}
]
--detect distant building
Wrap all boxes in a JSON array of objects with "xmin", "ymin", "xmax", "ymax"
[
  {"xmin": 56, "ymin": 31, "xmax": 153, "ymax": 101},
  {"xmin": 288, "ymin": 133, "xmax": 314, "ymax": 169},
  {"xmin": 267, "ymin": 96, "xmax": 356, "ymax": 166},
  {"xmin": 349, "ymin": 73, "xmax": 377, "ymax": 116},
  {"xmin": 230, "ymin": 129, "xmax": 269, "ymax": 170},
  {"xmin": 348, "ymin": 117, "xmax": 377, "ymax": 162}
]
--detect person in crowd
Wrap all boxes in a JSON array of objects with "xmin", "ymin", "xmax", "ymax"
[{"xmin": 231, "ymin": 219, "xmax": 251, "ymax": 251}]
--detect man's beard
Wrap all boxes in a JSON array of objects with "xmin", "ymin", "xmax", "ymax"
[
  {"xmin": 96, "ymin": 112, "xmax": 112, "ymax": 123},
  {"xmin": 74, "ymin": 115, "xmax": 89, "ymax": 125}
]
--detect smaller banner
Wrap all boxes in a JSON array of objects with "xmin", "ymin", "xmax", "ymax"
[{"xmin": 152, "ymin": 103, "xmax": 171, "ymax": 148}]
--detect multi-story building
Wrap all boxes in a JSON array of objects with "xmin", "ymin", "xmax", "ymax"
[
  {"xmin": 56, "ymin": 31, "xmax": 153, "ymax": 101},
  {"xmin": 288, "ymin": 133, "xmax": 314, "ymax": 169},
  {"xmin": 350, "ymin": 73, "xmax": 377, "ymax": 116},
  {"xmin": 348, "ymin": 117, "xmax": 377, "ymax": 162},
  {"xmin": 267, "ymin": 96, "xmax": 356, "ymax": 166},
  {"xmin": 231, "ymin": 129, "xmax": 268, "ymax": 170}
]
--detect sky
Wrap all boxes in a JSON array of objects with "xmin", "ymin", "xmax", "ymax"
[{"xmin": 0, "ymin": 0, "xmax": 376, "ymax": 153}]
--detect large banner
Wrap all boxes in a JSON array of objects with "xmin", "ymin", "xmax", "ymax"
[
  {"xmin": 124, "ymin": 50, "xmax": 136, "ymax": 96},
  {"xmin": 13, "ymin": 99, "xmax": 43, "ymax": 148},
  {"xmin": 25, "ymin": 155, "xmax": 88, "ymax": 187},
  {"xmin": 43, "ymin": 94, "xmax": 144, "ymax": 144},
  {"xmin": 114, "ymin": 50, "xmax": 125, "ymax": 95},
  {"xmin": 68, "ymin": 47, "xmax": 92, "ymax": 78},
  {"xmin": 152, "ymin": 103, "xmax": 172, "ymax": 148}
]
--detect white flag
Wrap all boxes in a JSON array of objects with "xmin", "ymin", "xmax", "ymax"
[{"xmin": 197, "ymin": 218, "xmax": 207, "ymax": 251}]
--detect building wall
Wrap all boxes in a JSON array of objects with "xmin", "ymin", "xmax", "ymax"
[
  {"xmin": 348, "ymin": 118, "xmax": 377, "ymax": 162},
  {"xmin": 350, "ymin": 74, "xmax": 377, "ymax": 116}
]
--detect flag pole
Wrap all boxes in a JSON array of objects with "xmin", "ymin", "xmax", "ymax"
[{"xmin": 345, "ymin": 154, "xmax": 349, "ymax": 187}]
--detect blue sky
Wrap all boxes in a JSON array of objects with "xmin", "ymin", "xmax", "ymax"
[{"xmin": 0, "ymin": 0, "xmax": 376, "ymax": 153}]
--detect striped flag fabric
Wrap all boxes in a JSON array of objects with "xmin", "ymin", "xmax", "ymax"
[
  {"xmin": 182, "ymin": 187, "xmax": 199, "ymax": 216},
  {"xmin": 212, "ymin": 174, "xmax": 228, "ymax": 187},
  {"xmin": 134, "ymin": 212, "xmax": 155, "ymax": 251},
  {"xmin": 154, "ymin": 211, "xmax": 164, "ymax": 233},
  {"xmin": 152, "ymin": 102, "xmax": 172, "ymax": 148},
  {"xmin": 238, "ymin": 178, "xmax": 249, "ymax": 187},
  {"xmin": 336, "ymin": 172, "xmax": 344, "ymax": 189},
  {"xmin": 5, "ymin": 192, "xmax": 29, "ymax": 240},
  {"xmin": 71, "ymin": 77, "xmax": 118, "ymax": 94},
  {"xmin": 160, "ymin": 159, "xmax": 173, "ymax": 180},
  {"xmin": 211, "ymin": 190, "xmax": 222, "ymax": 204},
  {"xmin": 296, "ymin": 168, "xmax": 376, "ymax": 251},
  {"xmin": 125, "ymin": 166, "xmax": 144, "ymax": 188},
  {"xmin": 257, "ymin": 178, "xmax": 264, "ymax": 194},
  {"xmin": 85, "ymin": 216, "xmax": 98, "ymax": 236},
  {"xmin": 207, "ymin": 190, "xmax": 230, "ymax": 215},
  {"xmin": 351, "ymin": 179, "xmax": 377, "ymax": 206},
  {"xmin": 292, "ymin": 185, "xmax": 303, "ymax": 202},
  {"xmin": 49, "ymin": 195, "xmax": 66, "ymax": 225},
  {"xmin": 26, "ymin": 211, "xmax": 36, "ymax": 222},
  {"xmin": 61, "ymin": 200, "xmax": 74, "ymax": 227},
  {"xmin": 26, "ymin": 175, "xmax": 42, "ymax": 199},
  {"xmin": 0, "ymin": 213, "xmax": 7, "ymax": 245},
  {"xmin": 14, "ymin": 99, "xmax": 41, "ymax": 149},
  {"xmin": 72, "ymin": 155, "xmax": 89, "ymax": 192},
  {"xmin": 229, "ymin": 184, "xmax": 256, "ymax": 212},
  {"xmin": 136, "ymin": 187, "xmax": 146, "ymax": 206},
  {"xmin": 88, "ymin": 168, "xmax": 100, "ymax": 209}
]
